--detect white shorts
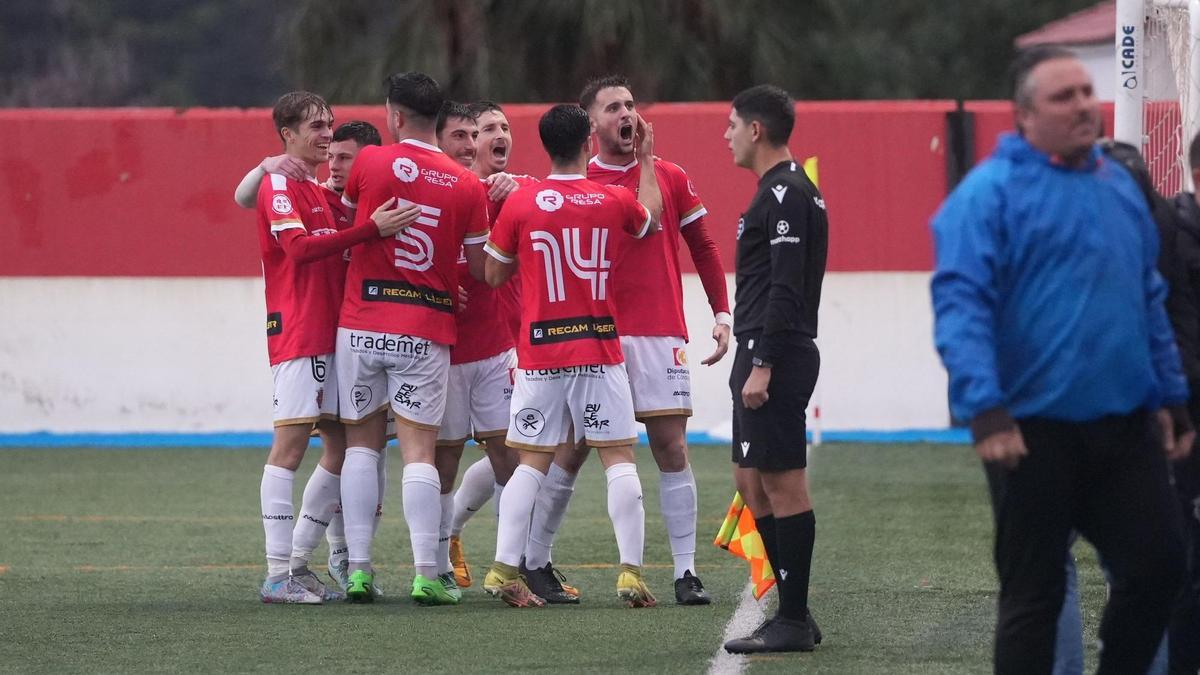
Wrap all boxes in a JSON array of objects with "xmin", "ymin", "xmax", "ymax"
[
  {"xmin": 620, "ymin": 335, "xmax": 693, "ymax": 420},
  {"xmin": 335, "ymin": 327, "xmax": 449, "ymax": 430},
  {"xmin": 271, "ymin": 354, "xmax": 338, "ymax": 427},
  {"xmin": 506, "ymin": 363, "xmax": 637, "ymax": 452},
  {"xmin": 438, "ymin": 348, "xmax": 517, "ymax": 445}
]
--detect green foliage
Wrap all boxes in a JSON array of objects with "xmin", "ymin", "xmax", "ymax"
[{"xmin": 4, "ymin": 0, "xmax": 1109, "ymax": 105}]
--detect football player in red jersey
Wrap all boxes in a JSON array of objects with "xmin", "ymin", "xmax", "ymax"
[
  {"xmin": 431, "ymin": 102, "xmax": 518, "ymax": 595},
  {"xmin": 335, "ymin": 73, "xmax": 491, "ymax": 605},
  {"xmin": 480, "ymin": 103, "xmax": 663, "ymax": 608},
  {"xmin": 235, "ymin": 121, "xmax": 408, "ymax": 597},
  {"xmin": 524, "ymin": 76, "xmax": 732, "ymax": 605},
  {"xmin": 252, "ymin": 93, "xmax": 417, "ymax": 604}
]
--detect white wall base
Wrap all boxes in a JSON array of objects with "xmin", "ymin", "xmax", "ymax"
[{"xmin": 0, "ymin": 274, "xmax": 950, "ymax": 434}]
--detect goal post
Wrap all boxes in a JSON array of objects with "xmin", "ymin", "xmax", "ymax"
[{"xmin": 1114, "ymin": 0, "xmax": 1200, "ymax": 193}]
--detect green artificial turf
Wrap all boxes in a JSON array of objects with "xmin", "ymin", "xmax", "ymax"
[{"xmin": 0, "ymin": 444, "xmax": 1108, "ymax": 673}]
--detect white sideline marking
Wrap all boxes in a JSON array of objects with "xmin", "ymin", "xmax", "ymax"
[{"xmin": 707, "ymin": 582, "xmax": 766, "ymax": 675}]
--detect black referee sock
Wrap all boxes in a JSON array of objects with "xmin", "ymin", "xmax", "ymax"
[
  {"xmin": 774, "ymin": 510, "xmax": 815, "ymax": 622},
  {"xmin": 754, "ymin": 514, "xmax": 780, "ymax": 577}
]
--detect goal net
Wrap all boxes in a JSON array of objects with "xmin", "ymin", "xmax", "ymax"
[{"xmin": 1114, "ymin": 0, "xmax": 1200, "ymax": 194}]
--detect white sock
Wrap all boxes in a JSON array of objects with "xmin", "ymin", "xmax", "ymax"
[
  {"xmin": 606, "ymin": 463, "xmax": 645, "ymax": 568},
  {"xmin": 493, "ymin": 482, "xmax": 505, "ymax": 519},
  {"xmin": 374, "ymin": 446, "xmax": 387, "ymax": 537},
  {"xmin": 402, "ymin": 463, "xmax": 441, "ymax": 580},
  {"xmin": 439, "ymin": 492, "xmax": 455, "ymax": 575},
  {"xmin": 524, "ymin": 463, "xmax": 577, "ymax": 569},
  {"xmin": 290, "ymin": 464, "xmax": 341, "ymax": 571},
  {"xmin": 452, "ymin": 457, "xmax": 496, "ymax": 536},
  {"xmin": 260, "ymin": 464, "xmax": 295, "ymax": 577},
  {"xmin": 326, "ymin": 507, "xmax": 347, "ymax": 568},
  {"xmin": 496, "ymin": 465, "xmax": 545, "ymax": 567},
  {"xmin": 660, "ymin": 465, "xmax": 698, "ymax": 579},
  {"xmin": 341, "ymin": 446, "xmax": 380, "ymax": 569}
]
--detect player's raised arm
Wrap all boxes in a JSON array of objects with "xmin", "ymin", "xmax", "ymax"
[
  {"xmin": 235, "ymin": 155, "xmax": 308, "ymax": 208},
  {"xmin": 633, "ymin": 114, "xmax": 662, "ymax": 232}
]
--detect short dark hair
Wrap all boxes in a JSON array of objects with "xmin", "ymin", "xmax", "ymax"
[
  {"xmin": 468, "ymin": 100, "xmax": 505, "ymax": 118},
  {"xmin": 436, "ymin": 100, "xmax": 476, "ymax": 137},
  {"xmin": 539, "ymin": 104, "xmax": 591, "ymax": 164},
  {"xmin": 1189, "ymin": 131, "xmax": 1200, "ymax": 171},
  {"xmin": 332, "ymin": 120, "xmax": 381, "ymax": 147},
  {"xmin": 731, "ymin": 84, "xmax": 794, "ymax": 147},
  {"xmin": 385, "ymin": 72, "xmax": 443, "ymax": 123},
  {"xmin": 272, "ymin": 91, "xmax": 331, "ymax": 142},
  {"xmin": 1011, "ymin": 45, "xmax": 1077, "ymax": 109},
  {"xmin": 579, "ymin": 75, "xmax": 631, "ymax": 111}
]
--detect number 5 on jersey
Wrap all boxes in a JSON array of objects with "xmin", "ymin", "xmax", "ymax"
[{"xmin": 394, "ymin": 201, "xmax": 442, "ymax": 272}]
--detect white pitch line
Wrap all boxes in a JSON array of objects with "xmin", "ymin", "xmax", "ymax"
[{"xmin": 707, "ymin": 582, "xmax": 767, "ymax": 675}]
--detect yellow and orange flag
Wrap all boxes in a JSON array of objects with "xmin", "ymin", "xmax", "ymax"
[{"xmin": 713, "ymin": 492, "xmax": 775, "ymax": 600}]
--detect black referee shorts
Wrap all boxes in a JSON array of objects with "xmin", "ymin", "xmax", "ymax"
[{"xmin": 729, "ymin": 333, "xmax": 819, "ymax": 471}]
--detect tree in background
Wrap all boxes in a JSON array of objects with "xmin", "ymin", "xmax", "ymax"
[
  {"xmin": 2, "ymin": 0, "xmax": 1102, "ymax": 106},
  {"xmin": 0, "ymin": 0, "xmax": 288, "ymax": 106}
]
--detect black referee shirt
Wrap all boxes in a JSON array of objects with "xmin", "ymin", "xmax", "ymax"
[{"xmin": 733, "ymin": 159, "xmax": 828, "ymax": 364}]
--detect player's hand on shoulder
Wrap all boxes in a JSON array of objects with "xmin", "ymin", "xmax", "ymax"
[
  {"xmin": 457, "ymin": 285, "xmax": 469, "ymax": 311},
  {"xmin": 702, "ymin": 323, "xmax": 731, "ymax": 366},
  {"xmin": 261, "ymin": 154, "xmax": 307, "ymax": 181},
  {"xmin": 485, "ymin": 172, "xmax": 519, "ymax": 202},
  {"xmin": 370, "ymin": 197, "xmax": 421, "ymax": 237}
]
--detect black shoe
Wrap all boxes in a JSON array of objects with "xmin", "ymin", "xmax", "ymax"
[
  {"xmin": 674, "ymin": 570, "xmax": 712, "ymax": 605},
  {"xmin": 723, "ymin": 615, "xmax": 816, "ymax": 654},
  {"xmin": 808, "ymin": 609, "xmax": 822, "ymax": 645},
  {"xmin": 521, "ymin": 561, "xmax": 579, "ymax": 604}
]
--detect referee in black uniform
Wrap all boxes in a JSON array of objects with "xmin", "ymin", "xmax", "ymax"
[{"xmin": 721, "ymin": 85, "xmax": 829, "ymax": 654}]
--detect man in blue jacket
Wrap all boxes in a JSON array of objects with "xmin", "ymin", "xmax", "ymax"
[{"xmin": 930, "ymin": 45, "xmax": 1194, "ymax": 673}]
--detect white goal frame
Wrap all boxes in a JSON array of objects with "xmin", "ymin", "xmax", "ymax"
[{"xmin": 1114, "ymin": 0, "xmax": 1200, "ymax": 192}]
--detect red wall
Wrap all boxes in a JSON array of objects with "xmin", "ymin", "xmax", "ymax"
[{"xmin": 2, "ymin": 101, "xmax": 984, "ymax": 276}]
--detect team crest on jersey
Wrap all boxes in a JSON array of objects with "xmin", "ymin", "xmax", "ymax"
[
  {"xmin": 393, "ymin": 157, "xmax": 419, "ymax": 183},
  {"xmin": 736, "ymin": 217, "xmax": 745, "ymax": 240},
  {"xmin": 535, "ymin": 189, "xmax": 564, "ymax": 212},
  {"xmin": 672, "ymin": 347, "xmax": 688, "ymax": 366},
  {"xmin": 271, "ymin": 194, "xmax": 293, "ymax": 215},
  {"xmin": 777, "ymin": 220, "xmax": 790, "ymax": 235}
]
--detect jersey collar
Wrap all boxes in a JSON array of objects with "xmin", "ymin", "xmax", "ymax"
[
  {"xmin": 589, "ymin": 156, "xmax": 638, "ymax": 172},
  {"xmin": 400, "ymin": 138, "xmax": 443, "ymax": 153},
  {"xmin": 758, "ymin": 160, "xmax": 797, "ymax": 185},
  {"xmin": 547, "ymin": 173, "xmax": 586, "ymax": 180}
]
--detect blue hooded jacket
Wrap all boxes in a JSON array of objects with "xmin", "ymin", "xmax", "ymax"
[{"xmin": 931, "ymin": 132, "xmax": 1188, "ymax": 425}]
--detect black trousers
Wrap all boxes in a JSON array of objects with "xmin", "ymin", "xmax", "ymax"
[
  {"xmin": 1169, "ymin": 395, "xmax": 1200, "ymax": 673},
  {"xmin": 984, "ymin": 411, "xmax": 1185, "ymax": 675}
]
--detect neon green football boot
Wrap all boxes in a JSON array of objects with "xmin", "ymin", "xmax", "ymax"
[
  {"xmin": 411, "ymin": 574, "xmax": 460, "ymax": 606},
  {"xmin": 346, "ymin": 568, "xmax": 375, "ymax": 603}
]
